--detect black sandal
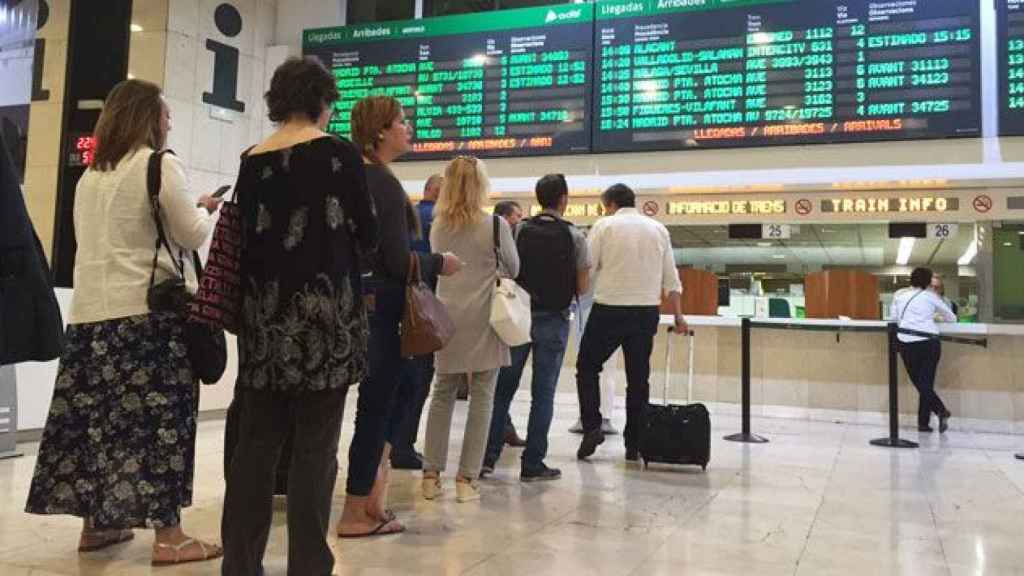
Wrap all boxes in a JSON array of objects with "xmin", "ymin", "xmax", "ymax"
[{"xmin": 337, "ymin": 519, "xmax": 405, "ymax": 539}]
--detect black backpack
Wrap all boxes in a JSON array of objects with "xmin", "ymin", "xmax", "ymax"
[{"xmin": 515, "ymin": 213, "xmax": 576, "ymax": 312}]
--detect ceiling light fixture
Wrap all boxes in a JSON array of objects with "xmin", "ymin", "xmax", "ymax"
[
  {"xmin": 896, "ymin": 237, "xmax": 915, "ymax": 265},
  {"xmin": 131, "ymin": 23, "xmax": 143, "ymax": 32},
  {"xmin": 958, "ymin": 238, "xmax": 978, "ymax": 266}
]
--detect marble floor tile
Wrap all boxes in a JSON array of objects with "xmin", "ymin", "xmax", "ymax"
[{"xmin": 1, "ymin": 399, "xmax": 1022, "ymax": 575}]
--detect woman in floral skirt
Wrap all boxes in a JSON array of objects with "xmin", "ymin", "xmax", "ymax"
[{"xmin": 24, "ymin": 79, "xmax": 223, "ymax": 565}]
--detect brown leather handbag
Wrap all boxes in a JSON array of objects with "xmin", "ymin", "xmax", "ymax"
[{"xmin": 400, "ymin": 254, "xmax": 455, "ymax": 357}]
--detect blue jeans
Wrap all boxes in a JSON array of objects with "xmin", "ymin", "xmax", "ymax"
[
  {"xmin": 485, "ymin": 310, "xmax": 570, "ymax": 469},
  {"xmin": 346, "ymin": 278, "xmax": 405, "ymax": 496}
]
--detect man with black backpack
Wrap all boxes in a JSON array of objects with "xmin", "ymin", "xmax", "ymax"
[{"xmin": 482, "ymin": 174, "xmax": 590, "ymax": 482}]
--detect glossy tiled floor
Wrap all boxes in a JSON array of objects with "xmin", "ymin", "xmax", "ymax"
[{"xmin": 1, "ymin": 394, "xmax": 1023, "ymax": 575}]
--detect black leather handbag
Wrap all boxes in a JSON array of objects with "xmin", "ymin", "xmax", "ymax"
[{"xmin": 146, "ymin": 150, "xmax": 227, "ymax": 385}]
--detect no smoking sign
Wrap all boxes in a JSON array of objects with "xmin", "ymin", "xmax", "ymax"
[
  {"xmin": 795, "ymin": 199, "xmax": 813, "ymax": 216},
  {"xmin": 973, "ymin": 195, "xmax": 993, "ymax": 213}
]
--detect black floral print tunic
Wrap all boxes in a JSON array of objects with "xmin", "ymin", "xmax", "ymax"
[{"xmin": 235, "ymin": 136, "xmax": 377, "ymax": 393}]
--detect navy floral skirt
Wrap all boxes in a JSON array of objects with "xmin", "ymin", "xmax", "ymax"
[{"xmin": 25, "ymin": 312, "xmax": 198, "ymax": 529}]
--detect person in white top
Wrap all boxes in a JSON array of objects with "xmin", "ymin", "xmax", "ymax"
[
  {"xmin": 891, "ymin": 267, "xmax": 957, "ymax": 433},
  {"xmin": 25, "ymin": 79, "xmax": 223, "ymax": 566},
  {"xmin": 576, "ymin": 183, "xmax": 687, "ymax": 462}
]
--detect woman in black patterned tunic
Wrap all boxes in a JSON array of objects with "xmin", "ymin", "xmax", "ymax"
[{"xmin": 219, "ymin": 57, "xmax": 377, "ymax": 576}]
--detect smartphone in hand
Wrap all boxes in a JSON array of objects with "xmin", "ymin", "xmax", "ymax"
[{"xmin": 212, "ymin": 185, "xmax": 232, "ymax": 198}]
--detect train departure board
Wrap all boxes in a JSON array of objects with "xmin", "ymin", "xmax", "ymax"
[
  {"xmin": 303, "ymin": 4, "xmax": 594, "ymax": 160},
  {"xmin": 593, "ymin": 0, "xmax": 981, "ymax": 153},
  {"xmin": 999, "ymin": 0, "xmax": 1024, "ymax": 135}
]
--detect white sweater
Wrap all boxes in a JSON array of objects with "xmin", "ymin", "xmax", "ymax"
[{"xmin": 69, "ymin": 148, "xmax": 215, "ymax": 324}]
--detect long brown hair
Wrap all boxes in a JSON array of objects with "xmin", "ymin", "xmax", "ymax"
[
  {"xmin": 435, "ymin": 156, "xmax": 489, "ymax": 232},
  {"xmin": 351, "ymin": 95, "xmax": 420, "ymax": 237},
  {"xmin": 91, "ymin": 79, "xmax": 165, "ymax": 172}
]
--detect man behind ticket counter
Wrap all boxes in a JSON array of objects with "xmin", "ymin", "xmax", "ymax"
[{"xmin": 575, "ymin": 183, "xmax": 688, "ymax": 462}]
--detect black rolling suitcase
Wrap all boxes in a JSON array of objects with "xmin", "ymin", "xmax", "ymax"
[{"xmin": 640, "ymin": 328, "xmax": 711, "ymax": 470}]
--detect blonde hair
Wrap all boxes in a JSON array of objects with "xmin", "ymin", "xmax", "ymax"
[{"xmin": 435, "ymin": 156, "xmax": 489, "ymax": 232}]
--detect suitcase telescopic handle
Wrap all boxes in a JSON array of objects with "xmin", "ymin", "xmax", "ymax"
[{"xmin": 664, "ymin": 327, "xmax": 696, "ymax": 404}]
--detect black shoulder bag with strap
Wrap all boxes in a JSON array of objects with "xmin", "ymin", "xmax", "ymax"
[{"xmin": 146, "ymin": 150, "xmax": 227, "ymax": 385}]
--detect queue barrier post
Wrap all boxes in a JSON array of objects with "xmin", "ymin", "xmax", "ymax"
[
  {"xmin": 0, "ymin": 365, "xmax": 22, "ymax": 460},
  {"xmin": 869, "ymin": 322, "xmax": 919, "ymax": 449},
  {"xmin": 724, "ymin": 317, "xmax": 769, "ymax": 444}
]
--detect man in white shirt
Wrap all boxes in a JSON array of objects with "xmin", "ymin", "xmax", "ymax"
[{"xmin": 576, "ymin": 184, "xmax": 687, "ymax": 462}]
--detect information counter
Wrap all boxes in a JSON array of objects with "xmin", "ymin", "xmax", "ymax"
[
  {"xmin": 13, "ymin": 292, "xmax": 1023, "ymax": 435},
  {"xmin": 563, "ymin": 315, "xmax": 1024, "ymax": 433}
]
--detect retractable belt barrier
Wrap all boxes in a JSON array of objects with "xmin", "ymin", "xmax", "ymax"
[{"xmin": 718, "ymin": 318, "xmax": 987, "ymax": 449}]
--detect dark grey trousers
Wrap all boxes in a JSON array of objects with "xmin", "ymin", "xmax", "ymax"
[{"xmin": 221, "ymin": 388, "xmax": 347, "ymax": 576}]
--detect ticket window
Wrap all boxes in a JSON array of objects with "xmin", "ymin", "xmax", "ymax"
[
  {"xmin": 993, "ymin": 223, "xmax": 1024, "ymax": 321},
  {"xmin": 669, "ymin": 223, "xmax": 979, "ymax": 321}
]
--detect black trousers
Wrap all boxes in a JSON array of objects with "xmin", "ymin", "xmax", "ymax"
[
  {"xmin": 224, "ymin": 396, "xmax": 291, "ymax": 494},
  {"xmin": 576, "ymin": 304, "xmax": 660, "ymax": 450},
  {"xmin": 899, "ymin": 339, "xmax": 948, "ymax": 427},
  {"xmin": 389, "ymin": 352, "xmax": 434, "ymax": 455},
  {"xmin": 221, "ymin": 388, "xmax": 347, "ymax": 576},
  {"xmin": 347, "ymin": 279, "xmax": 406, "ymax": 496}
]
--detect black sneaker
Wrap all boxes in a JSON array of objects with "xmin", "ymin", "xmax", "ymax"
[
  {"xmin": 625, "ymin": 447, "xmax": 639, "ymax": 462},
  {"xmin": 918, "ymin": 425, "xmax": 934, "ymax": 433},
  {"xmin": 577, "ymin": 429, "xmax": 605, "ymax": 460},
  {"xmin": 391, "ymin": 451, "xmax": 424, "ymax": 470},
  {"xmin": 521, "ymin": 463, "xmax": 562, "ymax": 483},
  {"xmin": 939, "ymin": 412, "xmax": 950, "ymax": 434},
  {"xmin": 480, "ymin": 462, "xmax": 495, "ymax": 478}
]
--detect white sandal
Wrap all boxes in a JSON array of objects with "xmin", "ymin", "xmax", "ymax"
[{"xmin": 151, "ymin": 537, "xmax": 223, "ymax": 566}]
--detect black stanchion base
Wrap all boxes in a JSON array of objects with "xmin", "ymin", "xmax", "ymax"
[
  {"xmin": 724, "ymin": 433, "xmax": 769, "ymax": 444},
  {"xmin": 869, "ymin": 438, "xmax": 919, "ymax": 449},
  {"xmin": 1016, "ymin": 453, "xmax": 1024, "ymax": 461}
]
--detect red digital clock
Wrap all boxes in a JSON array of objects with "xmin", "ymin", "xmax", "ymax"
[{"xmin": 67, "ymin": 133, "xmax": 96, "ymax": 167}]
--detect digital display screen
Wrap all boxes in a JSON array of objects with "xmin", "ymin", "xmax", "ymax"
[
  {"xmin": 67, "ymin": 134, "xmax": 96, "ymax": 168},
  {"xmin": 999, "ymin": 0, "xmax": 1024, "ymax": 135},
  {"xmin": 592, "ymin": 0, "xmax": 981, "ymax": 153},
  {"xmin": 303, "ymin": 4, "xmax": 594, "ymax": 160}
]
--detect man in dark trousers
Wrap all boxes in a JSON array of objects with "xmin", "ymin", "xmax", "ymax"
[
  {"xmin": 483, "ymin": 200, "xmax": 528, "ymax": 448},
  {"xmin": 483, "ymin": 175, "xmax": 590, "ymax": 481},
  {"xmin": 575, "ymin": 184, "xmax": 687, "ymax": 462},
  {"xmin": 390, "ymin": 175, "xmax": 443, "ymax": 470}
]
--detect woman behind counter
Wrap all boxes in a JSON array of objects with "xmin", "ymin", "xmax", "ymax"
[{"xmin": 891, "ymin": 267, "xmax": 957, "ymax": 434}]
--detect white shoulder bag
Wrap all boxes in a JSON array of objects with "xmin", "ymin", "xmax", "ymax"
[{"xmin": 489, "ymin": 216, "xmax": 531, "ymax": 346}]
